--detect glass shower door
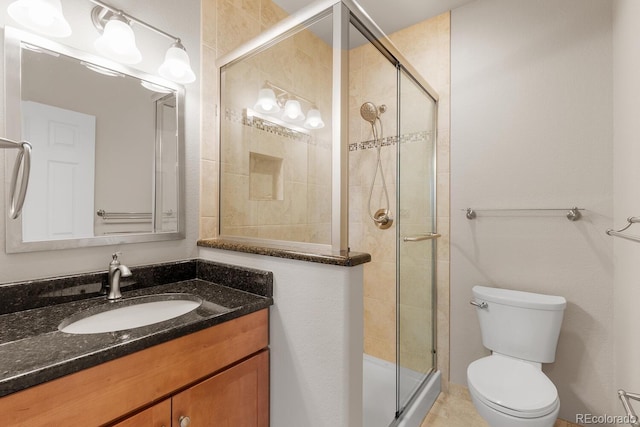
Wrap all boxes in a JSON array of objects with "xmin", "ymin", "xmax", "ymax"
[{"xmin": 396, "ymin": 66, "xmax": 438, "ymax": 415}]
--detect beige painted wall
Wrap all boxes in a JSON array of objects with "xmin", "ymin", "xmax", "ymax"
[
  {"xmin": 450, "ymin": 0, "xmax": 614, "ymax": 422},
  {"xmin": 612, "ymin": 0, "xmax": 640, "ymax": 418}
]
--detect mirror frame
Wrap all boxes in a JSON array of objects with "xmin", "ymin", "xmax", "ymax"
[{"xmin": 4, "ymin": 27, "xmax": 186, "ymax": 253}]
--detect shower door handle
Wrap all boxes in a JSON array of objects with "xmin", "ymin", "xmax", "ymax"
[{"xmin": 403, "ymin": 233, "xmax": 441, "ymax": 242}]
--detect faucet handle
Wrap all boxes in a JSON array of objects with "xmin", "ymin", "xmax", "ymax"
[{"xmin": 110, "ymin": 252, "xmax": 123, "ymax": 268}]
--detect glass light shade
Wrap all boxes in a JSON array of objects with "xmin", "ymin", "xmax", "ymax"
[
  {"xmin": 94, "ymin": 16, "xmax": 142, "ymax": 64},
  {"xmin": 304, "ymin": 108, "xmax": 325, "ymax": 129},
  {"xmin": 254, "ymin": 88, "xmax": 280, "ymax": 114},
  {"xmin": 158, "ymin": 43, "xmax": 196, "ymax": 84},
  {"xmin": 8, "ymin": 0, "xmax": 71, "ymax": 37},
  {"xmin": 282, "ymin": 100, "xmax": 305, "ymax": 123}
]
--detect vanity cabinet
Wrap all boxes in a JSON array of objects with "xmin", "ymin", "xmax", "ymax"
[
  {"xmin": 0, "ymin": 309, "xmax": 269, "ymax": 427},
  {"xmin": 112, "ymin": 350, "xmax": 269, "ymax": 427}
]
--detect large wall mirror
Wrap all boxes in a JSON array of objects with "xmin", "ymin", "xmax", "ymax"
[{"xmin": 4, "ymin": 27, "xmax": 185, "ymax": 253}]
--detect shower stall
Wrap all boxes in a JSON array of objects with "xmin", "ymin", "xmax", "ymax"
[{"xmin": 216, "ymin": 0, "xmax": 439, "ymax": 425}]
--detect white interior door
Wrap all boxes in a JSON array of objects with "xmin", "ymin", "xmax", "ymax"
[{"xmin": 21, "ymin": 101, "xmax": 96, "ymax": 241}]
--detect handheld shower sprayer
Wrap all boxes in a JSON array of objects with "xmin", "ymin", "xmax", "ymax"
[{"xmin": 360, "ymin": 102, "xmax": 392, "ymax": 229}]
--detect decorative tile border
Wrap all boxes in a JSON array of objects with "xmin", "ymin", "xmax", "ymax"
[
  {"xmin": 225, "ymin": 107, "xmax": 431, "ymax": 152},
  {"xmin": 348, "ymin": 130, "xmax": 434, "ymax": 152},
  {"xmin": 225, "ymin": 108, "xmax": 312, "ymax": 143}
]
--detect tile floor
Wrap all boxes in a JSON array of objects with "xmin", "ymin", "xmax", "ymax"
[{"xmin": 420, "ymin": 384, "xmax": 580, "ymax": 427}]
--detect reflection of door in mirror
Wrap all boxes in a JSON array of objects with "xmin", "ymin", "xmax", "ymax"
[{"xmin": 21, "ymin": 101, "xmax": 96, "ymax": 242}]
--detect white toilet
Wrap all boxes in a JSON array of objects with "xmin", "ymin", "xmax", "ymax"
[{"xmin": 467, "ymin": 285, "xmax": 566, "ymax": 427}]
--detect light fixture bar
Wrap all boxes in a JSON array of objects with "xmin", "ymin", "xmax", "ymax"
[
  {"xmin": 88, "ymin": 0, "xmax": 180, "ymax": 43},
  {"xmin": 264, "ymin": 80, "xmax": 316, "ymax": 107}
]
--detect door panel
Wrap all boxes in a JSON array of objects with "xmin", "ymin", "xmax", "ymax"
[{"xmin": 21, "ymin": 101, "xmax": 96, "ymax": 241}]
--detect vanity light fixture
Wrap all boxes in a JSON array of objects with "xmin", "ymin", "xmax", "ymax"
[
  {"xmin": 89, "ymin": 0, "xmax": 196, "ymax": 83},
  {"xmin": 7, "ymin": 0, "xmax": 72, "ymax": 38},
  {"xmin": 158, "ymin": 41, "xmax": 196, "ymax": 84},
  {"xmin": 252, "ymin": 81, "xmax": 324, "ymax": 130},
  {"xmin": 93, "ymin": 12, "xmax": 141, "ymax": 64}
]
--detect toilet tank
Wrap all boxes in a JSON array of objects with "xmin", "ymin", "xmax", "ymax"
[{"xmin": 472, "ymin": 286, "xmax": 566, "ymax": 363}]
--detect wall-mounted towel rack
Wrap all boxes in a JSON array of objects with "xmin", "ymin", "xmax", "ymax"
[
  {"xmin": 606, "ymin": 217, "xmax": 640, "ymax": 243},
  {"xmin": 464, "ymin": 207, "xmax": 583, "ymax": 222},
  {"xmin": 97, "ymin": 209, "xmax": 174, "ymax": 222},
  {"xmin": 618, "ymin": 389, "xmax": 640, "ymax": 426}
]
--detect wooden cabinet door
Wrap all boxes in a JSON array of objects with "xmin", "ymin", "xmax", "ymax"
[
  {"xmin": 111, "ymin": 399, "xmax": 171, "ymax": 427},
  {"xmin": 172, "ymin": 350, "xmax": 269, "ymax": 427}
]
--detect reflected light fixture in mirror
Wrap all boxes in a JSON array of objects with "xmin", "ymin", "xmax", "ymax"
[
  {"xmin": 158, "ymin": 41, "xmax": 196, "ymax": 84},
  {"xmin": 304, "ymin": 108, "xmax": 325, "ymax": 129},
  {"xmin": 94, "ymin": 13, "xmax": 141, "ymax": 64},
  {"xmin": 254, "ymin": 88, "xmax": 280, "ymax": 114},
  {"xmin": 252, "ymin": 81, "xmax": 325, "ymax": 130},
  {"xmin": 7, "ymin": 0, "xmax": 71, "ymax": 37},
  {"xmin": 283, "ymin": 99, "xmax": 305, "ymax": 123}
]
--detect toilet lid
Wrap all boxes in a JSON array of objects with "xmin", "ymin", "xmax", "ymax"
[{"xmin": 467, "ymin": 355, "xmax": 559, "ymax": 418}]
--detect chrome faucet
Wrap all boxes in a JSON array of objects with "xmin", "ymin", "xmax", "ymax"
[{"xmin": 106, "ymin": 253, "xmax": 132, "ymax": 301}]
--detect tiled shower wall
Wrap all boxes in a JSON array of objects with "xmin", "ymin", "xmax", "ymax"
[
  {"xmin": 200, "ymin": 0, "xmax": 451, "ymax": 388},
  {"xmin": 201, "ymin": 0, "xmax": 332, "ymax": 243},
  {"xmin": 218, "ymin": 24, "xmax": 333, "ymax": 243}
]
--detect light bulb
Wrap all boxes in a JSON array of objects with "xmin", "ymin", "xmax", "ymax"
[
  {"xmin": 283, "ymin": 100, "xmax": 304, "ymax": 123},
  {"xmin": 304, "ymin": 108, "xmax": 325, "ymax": 129},
  {"xmin": 7, "ymin": 0, "xmax": 71, "ymax": 37},
  {"xmin": 94, "ymin": 15, "xmax": 142, "ymax": 64},
  {"xmin": 254, "ymin": 88, "xmax": 280, "ymax": 114},
  {"xmin": 158, "ymin": 42, "xmax": 196, "ymax": 84}
]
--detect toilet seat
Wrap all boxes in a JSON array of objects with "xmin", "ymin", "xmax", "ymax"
[{"xmin": 467, "ymin": 355, "xmax": 559, "ymax": 419}]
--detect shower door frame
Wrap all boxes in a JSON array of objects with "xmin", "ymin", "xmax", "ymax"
[
  {"xmin": 216, "ymin": 0, "xmax": 439, "ymax": 257},
  {"xmin": 394, "ymin": 64, "xmax": 439, "ymax": 421}
]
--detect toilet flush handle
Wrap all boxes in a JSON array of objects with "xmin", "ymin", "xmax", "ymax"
[{"xmin": 470, "ymin": 300, "xmax": 488, "ymax": 309}]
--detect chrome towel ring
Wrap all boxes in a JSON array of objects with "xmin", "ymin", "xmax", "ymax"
[{"xmin": 0, "ymin": 138, "xmax": 32, "ymax": 219}]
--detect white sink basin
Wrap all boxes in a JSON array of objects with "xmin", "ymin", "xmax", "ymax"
[{"xmin": 59, "ymin": 294, "xmax": 202, "ymax": 334}]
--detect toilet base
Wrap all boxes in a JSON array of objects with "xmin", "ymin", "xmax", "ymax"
[{"xmin": 469, "ymin": 387, "xmax": 560, "ymax": 427}]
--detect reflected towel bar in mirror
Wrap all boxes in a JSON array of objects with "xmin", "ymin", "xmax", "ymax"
[
  {"xmin": 464, "ymin": 207, "xmax": 583, "ymax": 222},
  {"xmin": 606, "ymin": 217, "xmax": 640, "ymax": 243},
  {"xmin": 97, "ymin": 209, "xmax": 175, "ymax": 221}
]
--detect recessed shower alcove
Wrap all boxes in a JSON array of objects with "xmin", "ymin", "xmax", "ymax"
[{"xmin": 216, "ymin": 0, "xmax": 441, "ymax": 425}]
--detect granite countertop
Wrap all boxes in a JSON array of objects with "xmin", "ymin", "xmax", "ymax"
[
  {"xmin": 198, "ymin": 238, "xmax": 372, "ymax": 267},
  {"xmin": 0, "ymin": 260, "xmax": 273, "ymax": 398}
]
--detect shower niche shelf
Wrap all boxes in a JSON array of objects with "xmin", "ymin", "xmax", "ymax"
[{"xmin": 249, "ymin": 152, "xmax": 284, "ymax": 201}]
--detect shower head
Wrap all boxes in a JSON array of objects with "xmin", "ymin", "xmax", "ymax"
[
  {"xmin": 360, "ymin": 102, "xmax": 387, "ymax": 124},
  {"xmin": 360, "ymin": 102, "xmax": 379, "ymax": 124}
]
